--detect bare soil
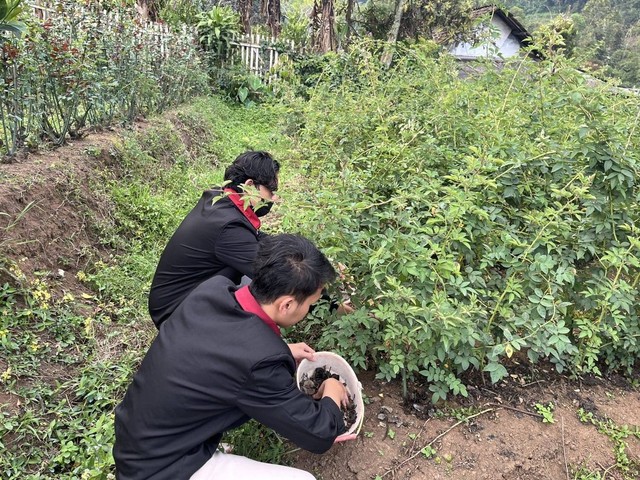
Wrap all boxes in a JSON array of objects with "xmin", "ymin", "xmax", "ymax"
[
  {"xmin": 1, "ymin": 128, "xmax": 639, "ymax": 480},
  {"xmin": 294, "ymin": 368, "xmax": 640, "ymax": 480}
]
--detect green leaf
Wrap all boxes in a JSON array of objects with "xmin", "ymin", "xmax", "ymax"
[
  {"xmin": 483, "ymin": 362, "xmax": 508, "ymax": 384},
  {"xmin": 237, "ymin": 86, "xmax": 249, "ymax": 103}
]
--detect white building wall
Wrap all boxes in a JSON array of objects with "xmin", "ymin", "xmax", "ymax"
[{"xmin": 450, "ymin": 16, "xmax": 522, "ymax": 59}]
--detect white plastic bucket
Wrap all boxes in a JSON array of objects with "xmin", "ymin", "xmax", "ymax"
[{"xmin": 296, "ymin": 351, "xmax": 364, "ymax": 441}]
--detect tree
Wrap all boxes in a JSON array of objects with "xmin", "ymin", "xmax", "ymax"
[
  {"xmin": 262, "ymin": 0, "xmax": 282, "ymax": 36},
  {"xmin": 360, "ymin": 0, "xmax": 474, "ymax": 45},
  {"xmin": 533, "ymin": 14, "xmax": 577, "ymax": 57},
  {"xmin": 381, "ymin": 0, "xmax": 407, "ymax": 66},
  {"xmin": 311, "ymin": 0, "xmax": 336, "ymax": 52},
  {"xmin": 576, "ymin": 0, "xmax": 640, "ymax": 85},
  {"xmin": 135, "ymin": 0, "xmax": 161, "ymax": 21}
]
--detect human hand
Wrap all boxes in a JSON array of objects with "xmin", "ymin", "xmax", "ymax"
[
  {"xmin": 288, "ymin": 342, "xmax": 316, "ymax": 364},
  {"xmin": 313, "ymin": 377, "xmax": 349, "ymax": 409},
  {"xmin": 336, "ymin": 301, "xmax": 355, "ymax": 316}
]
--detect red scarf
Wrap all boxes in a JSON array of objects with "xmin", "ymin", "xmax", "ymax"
[
  {"xmin": 224, "ymin": 188, "xmax": 261, "ymax": 230},
  {"xmin": 235, "ymin": 285, "xmax": 281, "ymax": 336}
]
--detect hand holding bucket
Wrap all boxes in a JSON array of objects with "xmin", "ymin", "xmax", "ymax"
[{"xmin": 296, "ymin": 351, "xmax": 365, "ymax": 442}]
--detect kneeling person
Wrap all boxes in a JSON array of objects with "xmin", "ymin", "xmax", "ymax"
[{"xmin": 113, "ymin": 234, "xmax": 348, "ymax": 480}]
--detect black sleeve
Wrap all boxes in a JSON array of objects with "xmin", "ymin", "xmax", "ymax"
[
  {"xmin": 236, "ymin": 356, "xmax": 345, "ymax": 454},
  {"xmin": 215, "ymin": 223, "xmax": 260, "ymax": 279},
  {"xmin": 308, "ymin": 291, "xmax": 340, "ymax": 315}
]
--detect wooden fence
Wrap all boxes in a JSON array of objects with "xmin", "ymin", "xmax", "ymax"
[
  {"xmin": 28, "ymin": 2, "xmax": 294, "ymax": 82},
  {"xmin": 228, "ymin": 33, "xmax": 295, "ymax": 83},
  {"xmin": 27, "ymin": 1, "xmax": 194, "ymax": 59}
]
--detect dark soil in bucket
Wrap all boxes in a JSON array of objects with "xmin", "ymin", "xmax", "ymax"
[{"xmin": 299, "ymin": 366, "xmax": 357, "ymax": 432}]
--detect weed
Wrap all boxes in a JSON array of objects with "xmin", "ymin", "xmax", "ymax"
[
  {"xmin": 444, "ymin": 406, "xmax": 483, "ymax": 422},
  {"xmin": 577, "ymin": 408, "xmax": 640, "ymax": 479},
  {"xmin": 421, "ymin": 445, "xmax": 437, "ymax": 458},
  {"xmin": 83, "ymin": 146, "xmax": 103, "ymax": 157},
  {"xmin": 535, "ymin": 403, "xmax": 556, "ymax": 424},
  {"xmin": 571, "ymin": 464, "xmax": 603, "ymax": 479}
]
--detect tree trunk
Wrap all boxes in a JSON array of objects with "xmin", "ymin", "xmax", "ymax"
[
  {"xmin": 314, "ymin": 0, "xmax": 336, "ymax": 53},
  {"xmin": 345, "ymin": 0, "xmax": 355, "ymax": 46},
  {"xmin": 239, "ymin": 0, "xmax": 251, "ymax": 33},
  {"xmin": 380, "ymin": 0, "xmax": 407, "ymax": 68},
  {"xmin": 267, "ymin": 0, "xmax": 281, "ymax": 36},
  {"xmin": 261, "ymin": 0, "xmax": 281, "ymax": 37},
  {"xmin": 381, "ymin": 0, "xmax": 406, "ymax": 66},
  {"xmin": 135, "ymin": 0, "xmax": 160, "ymax": 22}
]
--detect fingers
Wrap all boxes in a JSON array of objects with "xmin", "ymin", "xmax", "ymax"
[
  {"xmin": 288, "ymin": 342, "xmax": 316, "ymax": 362},
  {"xmin": 314, "ymin": 378, "xmax": 349, "ymax": 409},
  {"xmin": 312, "ymin": 384, "xmax": 324, "ymax": 400},
  {"xmin": 300, "ymin": 342, "xmax": 316, "ymax": 361}
]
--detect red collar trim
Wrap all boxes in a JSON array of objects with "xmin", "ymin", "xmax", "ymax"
[
  {"xmin": 224, "ymin": 188, "xmax": 261, "ymax": 230},
  {"xmin": 235, "ymin": 285, "xmax": 281, "ymax": 336}
]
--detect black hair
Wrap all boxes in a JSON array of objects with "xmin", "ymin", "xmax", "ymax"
[
  {"xmin": 224, "ymin": 151, "xmax": 280, "ymax": 192},
  {"xmin": 250, "ymin": 234, "xmax": 337, "ymax": 304}
]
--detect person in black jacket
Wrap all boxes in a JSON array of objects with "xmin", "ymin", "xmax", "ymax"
[
  {"xmin": 114, "ymin": 234, "xmax": 348, "ymax": 480},
  {"xmin": 148, "ymin": 151, "xmax": 280, "ymax": 328}
]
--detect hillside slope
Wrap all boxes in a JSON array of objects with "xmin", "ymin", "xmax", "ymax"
[{"xmin": 0, "ymin": 102, "xmax": 639, "ymax": 480}]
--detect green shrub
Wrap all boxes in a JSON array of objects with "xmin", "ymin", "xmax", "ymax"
[
  {"xmin": 0, "ymin": 3, "xmax": 207, "ymax": 157},
  {"xmin": 282, "ymin": 40, "xmax": 640, "ymax": 402},
  {"xmin": 197, "ymin": 6, "xmax": 240, "ymax": 60}
]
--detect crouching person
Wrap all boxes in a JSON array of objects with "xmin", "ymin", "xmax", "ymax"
[{"xmin": 113, "ymin": 234, "xmax": 348, "ymax": 480}]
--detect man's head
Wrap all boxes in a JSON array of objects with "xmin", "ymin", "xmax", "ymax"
[
  {"xmin": 224, "ymin": 151, "xmax": 280, "ymax": 193},
  {"xmin": 250, "ymin": 234, "xmax": 337, "ymax": 328},
  {"xmin": 224, "ymin": 151, "xmax": 280, "ymax": 216}
]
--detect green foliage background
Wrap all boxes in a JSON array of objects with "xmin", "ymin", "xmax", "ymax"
[{"xmin": 0, "ymin": 1, "xmax": 207, "ymax": 157}]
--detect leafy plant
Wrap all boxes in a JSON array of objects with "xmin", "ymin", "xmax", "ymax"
[
  {"xmin": 236, "ymin": 74, "xmax": 266, "ymax": 106},
  {"xmin": 534, "ymin": 403, "xmax": 555, "ymax": 423},
  {"xmin": 0, "ymin": 3, "xmax": 207, "ymax": 156},
  {"xmin": 282, "ymin": 39, "xmax": 640, "ymax": 402},
  {"xmin": 0, "ymin": 0, "xmax": 24, "ymax": 39},
  {"xmin": 197, "ymin": 6, "xmax": 240, "ymax": 60},
  {"xmin": 577, "ymin": 408, "xmax": 640, "ymax": 478},
  {"xmin": 421, "ymin": 445, "xmax": 437, "ymax": 458}
]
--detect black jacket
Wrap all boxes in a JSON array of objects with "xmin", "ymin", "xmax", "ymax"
[
  {"xmin": 114, "ymin": 276, "xmax": 345, "ymax": 480},
  {"xmin": 148, "ymin": 189, "xmax": 260, "ymax": 328}
]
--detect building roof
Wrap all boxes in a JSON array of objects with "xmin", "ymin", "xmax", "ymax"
[{"xmin": 471, "ymin": 5, "xmax": 532, "ymax": 46}]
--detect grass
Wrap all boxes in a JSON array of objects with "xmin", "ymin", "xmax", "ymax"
[{"xmin": 0, "ymin": 95, "xmax": 292, "ymax": 479}]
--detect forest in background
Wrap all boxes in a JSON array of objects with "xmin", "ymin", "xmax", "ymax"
[
  {"xmin": 109, "ymin": 0, "xmax": 640, "ymax": 87},
  {"xmin": 504, "ymin": 0, "xmax": 640, "ymax": 87}
]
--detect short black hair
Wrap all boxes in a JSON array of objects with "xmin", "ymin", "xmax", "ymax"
[
  {"xmin": 250, "ymin": 234, "xmax": 337, "ymax": 304},
  {"xmin": 224, "ymin": 151, "xmax": 280, "ymax": 192}
]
